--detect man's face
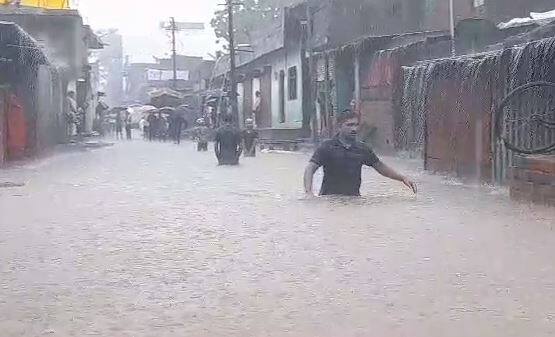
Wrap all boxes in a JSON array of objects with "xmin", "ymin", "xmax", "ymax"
[{"xmin": 339, "ymin": 117, "xmax": 359, "ymax": 141}]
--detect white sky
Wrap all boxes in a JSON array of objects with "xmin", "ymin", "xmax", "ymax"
[{"xmin": 75, "ymin": 0, "xmax": 221, "ymax": 62}]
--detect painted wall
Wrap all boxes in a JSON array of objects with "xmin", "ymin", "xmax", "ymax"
[
  {"xmin": 97, "ymin": 30, "xmax": 124, "ymax": 107},
  {"xmin": 269, "ymin": 46, "xmax": 304, "ymax": 129},
  {"xmin": 36, "ymin": 65, "xmax": 64, "ymax": 149},
  {"xmin": 0, "ymin": 90, "xmax": 5, "ymax": 165}
]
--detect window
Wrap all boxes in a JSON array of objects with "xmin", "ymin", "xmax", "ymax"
[
  {"xmin": 389, "ymin": 2, "xmax": 402, "ymax": 17},
  {"xmin": 288, "ymin": 66, "xmax": 297, "ymax": 100}
]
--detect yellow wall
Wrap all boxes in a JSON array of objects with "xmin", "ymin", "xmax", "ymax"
[{"xmin": 0, "ymin": 0, "xmax": 69, "ymax": 9}]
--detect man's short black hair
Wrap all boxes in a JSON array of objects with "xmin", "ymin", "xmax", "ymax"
[{"xmin": 336, "ymin": 109, "xmax": 358, "ymax": 124}]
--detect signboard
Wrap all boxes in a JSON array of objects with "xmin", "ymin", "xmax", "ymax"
[
  {"xmin": 159, "ymin": 21, "xmax": 205, "ymax": 31},
  {"xmin": 175, "ymin": 22, "xmax": 204, "ymax": 30},
  {"xmin": 147, "ymin": 69, "xmax": 189, "ymax": 81},
  {"xmin": 0, "ymin": 0, "xmax": 69, "ymax": 8}
]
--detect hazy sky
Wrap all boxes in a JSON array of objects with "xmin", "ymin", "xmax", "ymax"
[{"xmin": 76, "ymin": 0, "xmax": 220, "ymax": 62}]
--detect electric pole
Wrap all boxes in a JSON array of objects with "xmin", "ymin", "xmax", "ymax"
[
  {"xmin": 449, "ymin": 0, "xmax": 456, "ymax": 56},
  {"xmin": 227, "ymin": 0, "xmax": 239, "ymax": 125},
  {"xmin": 305, "ymin": 4, "xmax": 316, "ymax": 142},
  {"xmin": 171, "ymin": 17, "xmax": 178, "ymax": 89},
  {"xmin": 161, "ymin": 19, "xmax": 204, "ymax": 90}
]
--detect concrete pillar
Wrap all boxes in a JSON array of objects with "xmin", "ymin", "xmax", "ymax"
[{"xmin": 354, "ymin": 51, "xmax": 361, "ymax": 104}]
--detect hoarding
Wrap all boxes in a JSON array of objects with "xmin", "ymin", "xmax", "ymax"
[
  {"xmin": 0, "ymin": 0, "xmax": 70, "ymax": 9},
  {"xmin": 147, "ymin": 69, "xmax": 189, "ymax": 81}
]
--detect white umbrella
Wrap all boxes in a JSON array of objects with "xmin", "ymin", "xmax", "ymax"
[{"xmin": 128, "ymin": 105, "xmax": 157, "ymax": 123}]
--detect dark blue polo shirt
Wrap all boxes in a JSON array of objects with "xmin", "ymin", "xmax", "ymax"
[
  {"xmin": 310, "ymin": 137, "xmax": 380, "ymax": 196},
  {"xmin": 215, "ymin": 125, "xmax": 242, "ymax": 165}
]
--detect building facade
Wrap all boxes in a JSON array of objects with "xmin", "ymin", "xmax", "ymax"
[
  {"xmin": 96, "ymin": 29, "xmax": 124, "ymax": 108},
  {"xmin": 210, "ymin": 3, "xmax": 309, "ymax": 140},
  {"xmin": 0, "ymin": 2, "xmax": 102, "ymax": 164}
]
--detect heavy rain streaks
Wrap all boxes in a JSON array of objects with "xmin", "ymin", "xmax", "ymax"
[{"xmin": 1, "ymin": 0, "xmax": 555, "ymax": 336}]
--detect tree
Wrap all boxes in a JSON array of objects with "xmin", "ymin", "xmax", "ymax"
[{"xmin": 211, "ymin": 0, "xmax": 301, "ymax": 47}]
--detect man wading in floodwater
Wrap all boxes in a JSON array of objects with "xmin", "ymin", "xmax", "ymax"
[
  {"xmin": 304, "ymin": 109, "xmax": 417, "ymax": 196},
  {"xmin": 215, "ymin": 114, "xmax": 242, "ymax": 165}
]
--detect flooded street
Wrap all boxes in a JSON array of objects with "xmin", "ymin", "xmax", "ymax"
[{"xmin": 1, "ymin": 140, "xmax": 554, "ymax": 337}]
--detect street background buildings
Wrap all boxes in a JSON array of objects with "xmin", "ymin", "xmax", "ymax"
[
  {"xmin": 0, "ymin": 0, "xmax": 553, "ymax": 206},
  {"xmin": 207, "ymin": 0, "xmax": 555, "ymax": 205}
]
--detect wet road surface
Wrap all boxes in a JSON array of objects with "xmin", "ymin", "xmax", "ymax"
[{"xmin": 1, "ymin": 140, "xmax": 554, "ymax": 337}]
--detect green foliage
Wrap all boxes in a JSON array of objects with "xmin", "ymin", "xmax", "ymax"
[{"xmin": 211, "ymin": 0, "xmax": 301, "ymax": 46}]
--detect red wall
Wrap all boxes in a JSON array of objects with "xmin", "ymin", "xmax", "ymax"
[
  {"xmin": 0, "ymin": 92, "xmax": 6, "ymax": 165},
  {"xmin": 6, "ymin": 94, "xmax": 28, "ymax": 161},
  {"xmin": 424, "ymin": 68, "xmax": 493, "ymax": 181},
  {"xmin": 359, "ymin": 51, "xmax": 401, "ymax": 153},
  {"xmin": 425, "ymin": 78, "xmax": 492, "ymax": 180}
]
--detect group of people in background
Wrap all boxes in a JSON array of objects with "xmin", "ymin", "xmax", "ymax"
[
  {"xmin": 211, "ymin": 115, "xmax": 259, "ymax": 166},
  {"xmin": 141, "ymin": 111, "xmax": 187, "ymax": 144},
  {"xmin": 190, "ymin": 114, "xmax": 259, "ymax": 165},
  {"xmin": 93, "ymin": 94, "xmax": 260, "ymax": 166},
  {"xmin": 135, "ymin": 108, "xmax": 259, "ymax": 167}
]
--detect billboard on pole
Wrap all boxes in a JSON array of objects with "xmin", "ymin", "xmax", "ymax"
[
  {"xmin": 147, "ymin": 69, "xmax": 189, "ymax": 81},
  {"xmin": 160, "ymin": 21, "xmax": 205, "ymax": 31},
  {"xmin": 0, "ymin": 0, "xmax": 70, "ymax": 9}
]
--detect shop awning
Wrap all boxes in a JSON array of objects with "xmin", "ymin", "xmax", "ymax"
[{"xmin": 0, "ymin": 21, "xmax": 48, "ymax": 66}]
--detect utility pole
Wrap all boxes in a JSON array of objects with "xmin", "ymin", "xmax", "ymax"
[
  {"xmin": 449, "ymin": 0, "xmax": 456, "ymax": 56},
  {"xmin": 227, "ymin": 0, "xmax": 239, "ymax": 125},
  {"xmin": 305, "ymin": 4, "xmax": 316, "ymax": 142},
  {"xmin": 171, "ymin": 17, "xmax": 178, "ymax": 89},
  {"xmin": 161, "ymin": 19, "xmax": 204, "ymax": 90}
]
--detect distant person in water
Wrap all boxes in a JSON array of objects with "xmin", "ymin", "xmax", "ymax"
[
  {"xmin": 193, "ymin": 118, "xmax": 210, "ymax": 152},
  {"xmin": 115, "ymin": 110, "xmax": 124, "ymax": 140},
  {"xmin": 214, "ymin": 114, "xmax": 242, "ymax": 165},
  {"xmin": 304, "ymin": 109, "xmax": 417, "ymax": 196},
  {"xmin": 242, "ymin": 118, "xmax": 259, "ymax": 157},
  {"xmin": 125, "ymin": 111, "xmax": 133, "ymax": 140},
  {"xmin": 172, "ymin": 113, "xmax": 187, "ymax": 144}
]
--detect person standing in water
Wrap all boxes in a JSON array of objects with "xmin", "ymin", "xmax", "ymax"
[
  {"xmin": 304, "ymin": 109, "xmax": 417, "ymax": 196},
  {"xmin": 115, "ymin": 110, "xmax": 124, "ymax": 140},
  {"xmin": 147, "ymin": 112, "xmax": 157, "ymax": 141},
  {"xmin": 173, "ymin": 113, "xmax": 187, "ymax": 145},
  {"xmin": 214, "ymin": 114, "xmax": 242, "ymax": 165},
  {"xmin": 193, "ymin": 118, "xmax": 210, "ymax": 152},
  {"xmin": 124, "ymin": 111, "xmax": 133, "ymax": 140},
  {"xmin": 252, "ymin": 90, "xmax": 262, "ymax": 126},
  {"xmin": 242, "ymin": 118, "xmax": 259, "ymax": 157}
]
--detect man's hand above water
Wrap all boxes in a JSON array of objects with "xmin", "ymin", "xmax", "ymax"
[
  {"xmin": 402, "ymin": 177, "xmax": 418, "ymax": 194},
  {"xmin": 373, "ymin": 162, "xmax": 418, "ymax": 194}
]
